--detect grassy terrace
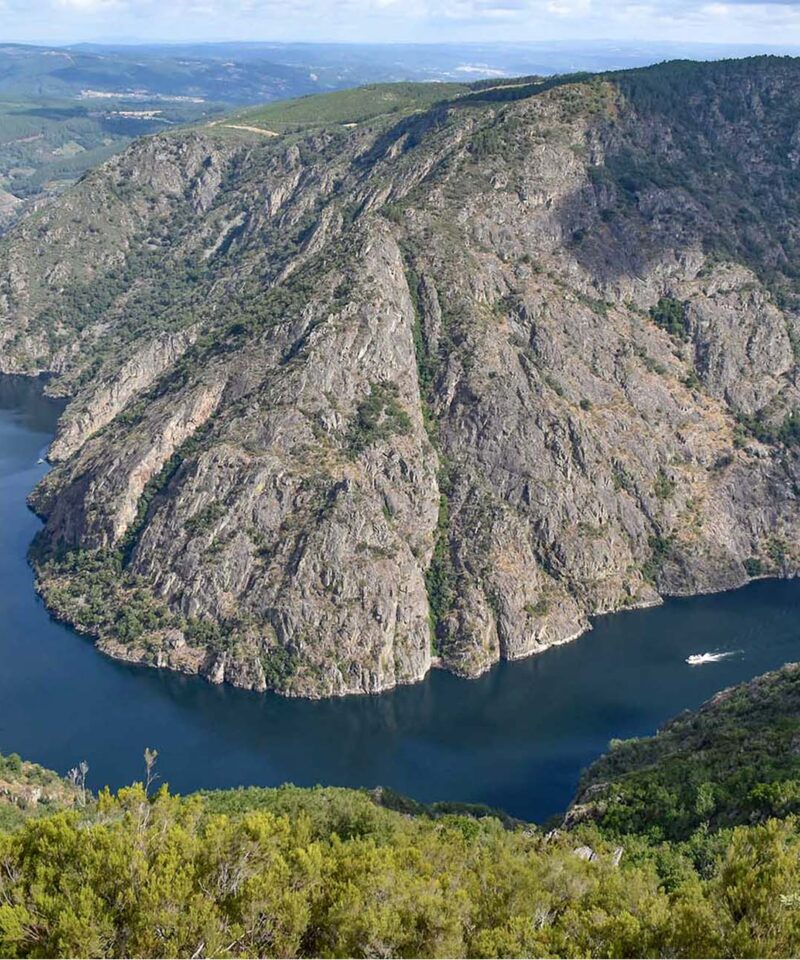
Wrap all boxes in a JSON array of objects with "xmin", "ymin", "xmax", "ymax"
[{"xmin": 212, "ymin": 81, "xmax": 470, "ymax": 135}]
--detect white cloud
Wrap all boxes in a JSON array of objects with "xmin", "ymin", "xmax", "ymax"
[
  {"xmin": 54, "ymin": 0, "xmax": 123, "ymax": 9},
  {"xmin": 547, "ymin": 0, "xmax": 592, "ymax": 14},
  {"xmin": 0, "ymin": 0, "xmax": 798, "ymax": 45}
]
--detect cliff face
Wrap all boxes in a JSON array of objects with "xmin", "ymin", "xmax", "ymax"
[{"xmin": 4, "ymin": 58, "xmax": 800, "ymax": 697}]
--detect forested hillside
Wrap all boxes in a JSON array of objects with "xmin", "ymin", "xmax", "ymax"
[{"xmin": 571, "ymin": 662, "xmax": 800, "ymax": 840}]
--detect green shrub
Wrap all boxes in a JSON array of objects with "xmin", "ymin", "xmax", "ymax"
[
  {"xmin": 3, "ymin": 777, "xmax": 800, "ymax": 957},
  {"xmin": 654, "ymin": 469, "xmax": 677, "ymax": 499},
  {"xmin": 425, "ymin": 492, "xmax": 455, "ymax": 652},
  {"xmin": 184, "ymin": 501, "xmax": 225, "ymax": 535},
  {"xmin": 642, "ymin": 532, "xmax": 674, "ymax": 583},
  {"xmin": 346, "ymin": 381, "xmax": 412, "ymax": 455},
  {"xmin": 649, "ymin": 297, "xmax": 689, "ymax": 339}
]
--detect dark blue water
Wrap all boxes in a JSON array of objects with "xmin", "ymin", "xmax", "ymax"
[{"xmin": 2, "ymin": 374, "xmax": 800, "ymax": 822}]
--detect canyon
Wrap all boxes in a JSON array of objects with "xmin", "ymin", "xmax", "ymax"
[{"xmin": 2, "ymin": 58, "xmax": 800, "ymax": 697}]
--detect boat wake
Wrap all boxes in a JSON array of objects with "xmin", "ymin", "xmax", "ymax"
[{"xmin": 686, "ymin": 651, "xmax": 741, "ymax": 666}]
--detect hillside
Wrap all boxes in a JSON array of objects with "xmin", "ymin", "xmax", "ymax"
[
  {"xmin": 570, "ymin": 662, "xmax": 800, "ymax": 840},
  {"xmin": 2, "ymin": 57, "xmax": 800, "ymax": 697},
  {"xmin": 0, "ymin": 751, "xmax": 81, "ymax": 831},
  {"xmin": 0, "ymin": 46, "xmax": 467, "ymax": 220},
  {"xmin": 0, "ymin": 95, "xmax": 218, "ymax": 213},
  {"xmin": 2, "ymin": 757, "xmax": 800, "ymax": 957},
  {"xmin": 229, "ymin": 82, "xmax": 469, "ymax": 132},
  {"xmin": 0, "ymin": 42, "xmax": 329, "ymax": 217}
]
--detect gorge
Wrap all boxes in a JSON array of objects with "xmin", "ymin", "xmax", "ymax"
[
  {"xmin": 3, "ymin": 58, "xmax": 800, "ymax": 700},
  {"xmin": 3, "ymin": 374, "xmax": 800, "ymax": 821},
  {"xmin": 4, "ymin": 19, "xmax": 800, "ymax": 954}
]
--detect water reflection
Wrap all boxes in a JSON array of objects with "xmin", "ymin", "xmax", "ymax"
[{"xmin": 1, "ymin": 374, "xmax": 799, "ymax": 822}]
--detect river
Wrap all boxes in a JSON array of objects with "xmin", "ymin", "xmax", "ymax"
[{"xmin": 2, "ymin": 373, "xmax": 799, "ymax": 822}]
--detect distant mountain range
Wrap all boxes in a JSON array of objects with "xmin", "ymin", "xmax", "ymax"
[
  {"xmin": 5, "ymin": 40, "xmax": 800, "ymax": 102},
  {"xmin": 0, "ymin": 43, "xmax": 324, "ymax": 104}
]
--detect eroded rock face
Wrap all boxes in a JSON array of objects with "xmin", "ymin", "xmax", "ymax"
[
  {"xmin": 5, "ymin": 58, "xmax": 800, "ymax": 696},
  {"xmin": 49, "ymin": 328, "xmax": 200, "ymax": 462}
]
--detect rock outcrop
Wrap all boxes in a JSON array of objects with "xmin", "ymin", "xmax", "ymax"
[{"xmin": 3, "ymin": 57, "xmax": 800, "ymax": 697}]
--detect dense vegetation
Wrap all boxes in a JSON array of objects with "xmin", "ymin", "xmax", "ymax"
[
  {"xmin": 573, "ymin": 664, "xmax": 800, "ymax": 841},
  {"xmin": 4, "ymin": 662, "xmax": 800, "ymax": 957},
  {"xmin": 2, "ymin": 764, "xmax": 800, "ymax": 957}
]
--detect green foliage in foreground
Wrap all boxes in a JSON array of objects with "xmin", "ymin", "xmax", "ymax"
[
  {"xmin": 3, "ymin": 781, "xmax": 800, "ymax": 958},
  {"xmin": 576, "ymin": 664, "xmax": 800, "ymax": 842}
]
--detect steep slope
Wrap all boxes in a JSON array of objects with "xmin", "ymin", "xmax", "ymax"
[
  {"xmin": 3, "ymin": 58, "xmax": 800, "ymax": 697},
  {"xmin": 569, "ymin": 662, "xmax": 800, "ymax": 840}
]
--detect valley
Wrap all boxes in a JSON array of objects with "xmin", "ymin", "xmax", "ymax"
[
  {"xmin": 2, "ymin": 47, "xmax": 800, "ymax": 960},
  {"xmin": 2, "ymin": 373, "xmax": 800, "ymax": 823}
]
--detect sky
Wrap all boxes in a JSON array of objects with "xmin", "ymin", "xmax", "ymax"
[{"xmin": 3, "ymin": 0, "xmax": 800, "ymax": 46}]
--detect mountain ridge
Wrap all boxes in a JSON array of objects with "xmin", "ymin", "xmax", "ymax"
[{"xmin": 3, "ymin": 56, "xmax": 800, "ymax": 697}]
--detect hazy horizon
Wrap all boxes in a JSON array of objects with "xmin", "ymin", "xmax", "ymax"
[
  {"xmin": 9, "ymin": 39, "xmax": 800, "ymax": 54},
  {"xmin": 4, "ymin": 1, "xmax": 800, "ymax": 49}
]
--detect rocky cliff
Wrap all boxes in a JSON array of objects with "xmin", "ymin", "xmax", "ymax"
[{"xmin": 3, "ymin": 57, "xmax": 800, "ymax": 697}]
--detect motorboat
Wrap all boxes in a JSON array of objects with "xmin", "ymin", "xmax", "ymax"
[{"xmin": 686, "ymin": 651, "xmax": 734, "ymax": 665}]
